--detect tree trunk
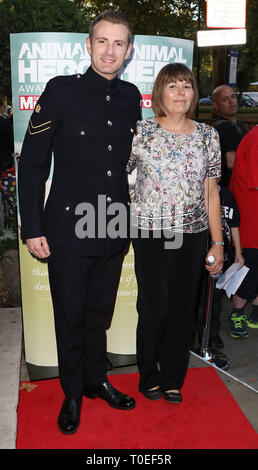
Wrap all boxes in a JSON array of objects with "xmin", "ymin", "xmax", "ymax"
[{"xmin": 212, "ymin": 46, "xmax": 228, "ymax": 90}]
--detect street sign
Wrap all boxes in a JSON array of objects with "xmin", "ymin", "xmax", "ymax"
[
  {"xmin": 206, "ymin": 0, "xmax": 246, "ymax": 28},
  {"xmin": 197, "ymin": 28, "xmax": 246, "ymax": 47},
  {"xmin": 227, "ymin": 49, "xmax": 239, "ymax": 86}
]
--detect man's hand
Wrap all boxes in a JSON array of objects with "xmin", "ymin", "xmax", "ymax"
[{"xmin": 26, "ymin": 236, "xmax": 51, "ymax": 259}]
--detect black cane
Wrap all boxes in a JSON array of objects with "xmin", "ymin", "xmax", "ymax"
[
  {"xmin": 199, "ymin": 255, "xmax": 230, "ymax": 370},
  {"xmin": 200, "ymin": 270, "xmax": 217, "ymax": 360}
]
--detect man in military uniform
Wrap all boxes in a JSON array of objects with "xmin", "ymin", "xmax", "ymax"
[{"xmin": 18, "ymin": 10, "xmax": 141, "ymax": 434}]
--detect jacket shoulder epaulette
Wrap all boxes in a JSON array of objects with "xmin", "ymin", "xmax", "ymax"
[{"xmin": 46, "ymin": 73, "xmax": 82, "ymax": 89}]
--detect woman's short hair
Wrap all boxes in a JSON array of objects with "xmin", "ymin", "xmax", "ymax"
[
  {"xmin": 89, "ymin": 10, "xmax": 132, "ymax": 44},
  {"xmin": 152, "ymin": 63, "xmax": 199, "ymax": 118}
]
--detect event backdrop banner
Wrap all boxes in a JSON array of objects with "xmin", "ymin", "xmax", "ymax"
[{"xmin": 10, "ymin": 32, "xmax": 193, "ymax": 378}]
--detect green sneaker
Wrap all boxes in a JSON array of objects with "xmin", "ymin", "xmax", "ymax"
[
  {"xmin": 246, "ymin": 316, "xmax": 258, "ymax": 329},
  {"xmin": 229, "ymin": 313, "xmax": 248, "ymax": 338}
]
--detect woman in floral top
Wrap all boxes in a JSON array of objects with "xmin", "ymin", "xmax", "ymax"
[{"xmin": 128, "ymin": 63, "xmax": 223, "ymax": 404}]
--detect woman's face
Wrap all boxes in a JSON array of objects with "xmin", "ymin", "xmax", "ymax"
[{"xmin": 162, "ymin": 79, "xmax": 194, "ymax": 117}]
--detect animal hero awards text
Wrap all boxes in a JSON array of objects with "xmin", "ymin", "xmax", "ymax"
[{"xmin": 15, "ymin": 33, "xmax": 193, "ymax": 112}]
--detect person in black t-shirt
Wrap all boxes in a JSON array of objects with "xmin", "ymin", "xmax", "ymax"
[
  {"xmin": 209, "ymin": 184, "xmax": 244, "ymax": 348},
  {"xmin": 212, "ymin": 85, "xmax": 247, "ymax": 186}
]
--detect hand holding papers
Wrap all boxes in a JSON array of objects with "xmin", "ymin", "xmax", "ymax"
[{"xmin": 216, "ymin": 262, "xmax": 250, "ymax": 297}]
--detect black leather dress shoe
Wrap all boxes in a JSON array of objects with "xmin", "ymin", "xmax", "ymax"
[
  {"xmin": 57, "ymin": 396, "xmax": 82, "ymax": 434},
  {"xmin": 142, "ymin": 387, "xmax": 162, "ymax": 401},
  {"xmin": 84, "ymin": 380, "xmax": 136, "ymax": 410},
  {"xmin": 163, "ymin": 390, "xmax": 182, "ymax": 404}
]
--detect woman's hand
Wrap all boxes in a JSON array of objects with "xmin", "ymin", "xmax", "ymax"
[{"xmin": 205, "ymin": 245, "xmax": 224, "ymax": 275}]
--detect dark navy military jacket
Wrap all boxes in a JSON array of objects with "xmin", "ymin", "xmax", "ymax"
[{"xmin": 18, "ymin": 66, "xmax": 141, "ymax": 256}]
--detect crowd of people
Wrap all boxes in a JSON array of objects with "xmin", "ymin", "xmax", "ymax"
[
  {"xmin": 210, "ymin": 85, "xmax": 258, "ymax": 342},
  {"xmin": 2, "ymin": 9, "xmax": 258, "ymax": 433}
]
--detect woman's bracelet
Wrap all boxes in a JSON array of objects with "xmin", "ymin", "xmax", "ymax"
[{"xmin": 211, "ymin": 241, "xmax": 224, "ymax": 246}]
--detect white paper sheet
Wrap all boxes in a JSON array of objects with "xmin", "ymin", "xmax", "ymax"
[{"xmin": 216, "ymin": 262, "xmax": 250, "ymax": 297}]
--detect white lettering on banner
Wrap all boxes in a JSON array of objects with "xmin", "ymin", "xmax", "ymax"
[
  {"xmin": 121, "ymin": 60, "xmax": 167, "ymax": 82},
  {"xmin": 18, "ymin": 42, "xmax": 89, "ymax": 59},
  {"xmin": 19, "ymin": 95, "xmax": 40, "ymax": 110},
  {"xmin": 18, "ymin": 42, "xmax": 187, "ymax": 62},
  {"xmin": 18, "ymin": 58, "xmax": 91, "ymax": 83},
  {"xmin": 17, "ymin": 41, "xmax": 188, "ymax": 83},
  {"xmin": 136, "ymin": 60, "xmax": 153, "ymax": 82},
  {"xmin": 138, "ymin": 83, "xmax": 153, "ymax": 93},
  {"xmin": 141, "ymin": 94, "xmax": 152, "ymax": 108},
  {"xmin": 19, "ymin": 84, "xmax": 43, "ymax": 93},
  {"xmin": 133, "ymin": 44, "xmax": 187, "ymax": 63}
]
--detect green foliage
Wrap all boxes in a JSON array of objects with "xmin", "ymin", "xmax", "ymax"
[
  {"xmin": 1, "ymin": 0, "xmax": 257, "ymax": 104},
  {"xmin": 235, "ymin": 0, "xmax": 258, "ymax": 93},
  {"xmin": 75, "ymin": 0, "xmax": 200, "ymax": 38},
  {"xmin": 0, "ymin": 0, "xmax": 89, "ymax": 99}
]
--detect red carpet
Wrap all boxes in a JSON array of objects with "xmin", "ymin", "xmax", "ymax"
[{"xmin": 16, "ymin": 368, "xmax": 258, "ymax": 449}]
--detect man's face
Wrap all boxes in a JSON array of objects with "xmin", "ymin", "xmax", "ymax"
[
  {"xmin": 213, "ymin": 86, "xmax": 238, "ymax": 118},
  {"xmin": 86, "ymin": 20, "xmax": 132, "ymax": 80}
]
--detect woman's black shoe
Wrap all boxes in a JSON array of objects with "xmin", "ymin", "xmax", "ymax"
[
  {"xmin": 163, "ymin": 390, "xmax": 182, "ymax": 404},
  {"xmin": 142, "ymin": 387, "xmax": 162, "ymax": 401},
  {"xmin": 57, "ymin": 396, "xmax": 82, "ymax": 434}
]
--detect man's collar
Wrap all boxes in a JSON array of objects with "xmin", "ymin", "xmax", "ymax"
[
  {"xmin": 83, "ymin": 66, "xmax": 119, "ymax": 91},
  {"xmin": 215, "ymin": 114, "xmax": 230, "ymax": 121},
  {"xmin": 214, "ymin": 114, "xmax": 237, "ymax": 124}
]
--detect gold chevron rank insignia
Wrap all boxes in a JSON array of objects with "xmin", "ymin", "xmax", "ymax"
[{"xmin": 28, "ymin": 117, "xmax": 52, "ymax": 135}]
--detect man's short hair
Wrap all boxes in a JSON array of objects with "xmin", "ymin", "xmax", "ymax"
[{"xmin": 89, "ymin": 10, "xmax": 132, "ymax": 44}]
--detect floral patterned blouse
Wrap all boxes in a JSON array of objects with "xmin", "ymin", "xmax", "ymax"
[{"xmin": 127, "ymin": 117, "xmax": 221, "ymax": 233}]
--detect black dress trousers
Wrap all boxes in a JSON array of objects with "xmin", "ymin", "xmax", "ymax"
[
  {"xmin": 48, "ymin": 250, "xmax": 123, "ymax": 398},
  {"xmin": 133, "ymin": 230, "xmax": 207, "ymax": 392}
]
